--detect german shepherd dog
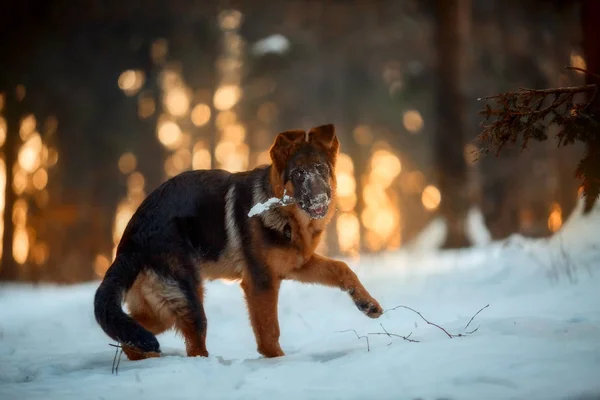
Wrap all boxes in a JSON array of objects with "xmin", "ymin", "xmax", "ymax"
[{"xmin": 94, "ymin": 124, "xmax": 383, "ymax": 360}]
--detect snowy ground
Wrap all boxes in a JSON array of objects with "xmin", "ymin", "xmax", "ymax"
[{"xmin": 1, "ymin": 205, "xmax": 600, "ymax": 400}]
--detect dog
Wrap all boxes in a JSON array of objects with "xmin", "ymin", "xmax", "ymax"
[{"xmin": 94, "ymin": 124, "xmax": 383, "ymax": 360}]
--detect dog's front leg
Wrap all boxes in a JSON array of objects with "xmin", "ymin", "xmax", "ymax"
[
  {"xmin": 286, "ymin": 254, "xmax": 383, "ymax": 318},
  {"xmin": 241, "ymin": 276, "xmax": 285, "ymax": 358}
]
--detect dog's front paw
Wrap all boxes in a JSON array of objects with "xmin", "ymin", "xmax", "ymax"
[{"xmin": 354, "ymin": 298, "xmax": 383, "ymax": 318}]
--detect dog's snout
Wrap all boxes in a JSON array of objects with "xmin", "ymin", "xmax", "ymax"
[{"xmin": 309, "ymin": 177, "xmax": 330, "ymax": 200}]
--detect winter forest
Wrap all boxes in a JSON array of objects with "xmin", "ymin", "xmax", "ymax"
[{"xmin": 1, "ymin": 0, "xmax": 599, "ymax": 399}]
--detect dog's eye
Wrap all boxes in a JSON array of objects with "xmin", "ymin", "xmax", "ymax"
[
  {"xmin": 315, "ymin": 164, "xmax": 328, "ymax": 175},
  {"xmin": 292, "ymin": 169, "xmax": 305, "ymax": 180}
]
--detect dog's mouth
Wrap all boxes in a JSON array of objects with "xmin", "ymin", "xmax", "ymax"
[{"xmin": 299, "ymin": 194, "xmax": 330, "ymax": 219}]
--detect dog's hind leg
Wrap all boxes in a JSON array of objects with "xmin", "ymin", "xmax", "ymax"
[
  {"xmin": 173, "ymin": 276, "xmax": 209, "ymax": 357},
  {"xmin": 123, "ymin": 273, "xmax": 176, "ymax": 360}
]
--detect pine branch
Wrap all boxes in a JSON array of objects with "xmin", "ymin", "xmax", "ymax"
[{"xmin": 477, "ymin": 79, "xmax": 600, "ymax": 207}]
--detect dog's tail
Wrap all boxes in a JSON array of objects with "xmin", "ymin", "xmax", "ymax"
[{"xmin": 93, "ymin": 253, "xmax": 160, "ymax": 353}]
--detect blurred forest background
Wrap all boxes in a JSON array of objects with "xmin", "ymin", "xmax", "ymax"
[{"xmin": 0, "ymin": 0, "xmax": 594, "ymax": 283}]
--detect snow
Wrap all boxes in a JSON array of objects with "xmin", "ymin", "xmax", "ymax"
[
  {"xmin": 247, "ymin": 192, "xmax": 294, "ymax": 217},
  {"xmin": 2, "ymin": 205, "xmax": 600, "ymax": 400}
]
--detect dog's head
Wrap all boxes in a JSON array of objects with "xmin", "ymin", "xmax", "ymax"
[{"xmin": 270, "ymin": 124, "xmax": 339, "ymax": 219}]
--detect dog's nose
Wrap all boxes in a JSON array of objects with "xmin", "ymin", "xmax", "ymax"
[{"xmin": 309, "ymin": 177, "xmax": 329, "ymax": 200}]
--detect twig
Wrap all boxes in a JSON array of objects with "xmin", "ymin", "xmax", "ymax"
[
  {"xmin": 382, "ymin": 305, "xmax": 454, "ymax": 338},
  {"xmin": 367, "ymin": 323, "xmax": 420, "ymax": 343},
  {"xmin": 383, "ymin": 304, "xmax": 489, "ymax": 338},
  {"xmin": 464, "ymin": 304, "xmax": 490, "ymax": 331},
  {"xmin": 478, "ymin": 84, "xmax": 596, "ymax": 101},
  {"xmin": 109, "ymin": 343, "xmax": 123, "ymax": 375},
  {"xmin": 336, "ymin": 329, "xmax": 370, "ymax": 351},
  {"xmin": 565, "ymin": 66, "xmax": 600, "ymax": 80}
]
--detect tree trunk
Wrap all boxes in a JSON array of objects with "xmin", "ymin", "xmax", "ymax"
[
  {"xmin": 0, "ymin": 90, "xmax": 19, "ymax": 280},
  {"xmin": 581, "ymin": 0, "xmax": 600, "ymax": 213},
  {"xmin": 433, "ymin": 0, "xmax": 471, "ymax": 248}
]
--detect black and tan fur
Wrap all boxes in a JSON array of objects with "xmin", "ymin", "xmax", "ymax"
[{"xmin": 94, "ymin": 124, "xmax": 383, "ymax": 360}]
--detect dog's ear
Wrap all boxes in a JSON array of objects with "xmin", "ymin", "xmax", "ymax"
[
  {"xmin": 270, "ymin": 130, "xmax": 306, "ymax": 169},
  {"xmin": 308, "ymin": 124, "xmax": 339, "ymax": 158}
]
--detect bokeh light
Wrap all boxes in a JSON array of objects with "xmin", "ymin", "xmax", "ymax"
[
  {"xmin": 548, "ymin": 202, "xmax": 563, "ymax": 232},
  {"xmin": 118, "ymin": 152, "xmax": 137, "ymax": 175},
  {"xmin": 422, "ymin": 185, "xmax": 441, "ymax": 211},
  {"xmin": 191, "ymin": 104, "xmax": 211, "ymax": 127},
  {"xmin": 164, "ymin": 87, "xmax": 190, "ymax": 117},
  {"xmin": 403, "ymin": 110, "xmax": 424, "ymax": 133},
  {"xmin": 157, "ymin": 120, "xmax": 183, "ymax": 149},
  {"xmin": 213, "ymin": 85, "xmax": 241, "ymax": 111},
  {"xmin": 118, "ymin": 70, "xmax": 145, "ymax": 96}
]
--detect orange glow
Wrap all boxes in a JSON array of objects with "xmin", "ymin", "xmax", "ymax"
[
  {"xmin": 336, "ymin": 172, "xmax": 356, "ymax": 198},
  {"xmin": 360, "ymin": 147, "xmax": 403, "ymax": 251},
  {"xmin": 32, "ymin": 242, "xmax": 49, "ymax": 266},
  {"xmin": 336, "ymin": 153, "xmax": 354, "ymax": 174},
  {"xmin": 403, "ymin": 110, "xmax": 424, "ymax": 133},
  {"xmin": 192, "ymin": 148, "xmax": 211, "ymax": 170},
  {"xmin": 422, "ymin": 185, "xmax": 441, "ymax": 211},
  {"xmin": 215, "ymin": 141, "xmax": 236, "ymax": 164},
  {"xmin": 157, "ymin": 120, "xmax": 182, "ymax": 149},
  {"xmin": 13, "ymin": 168, "xmax": 28, "ymax": 195},
  {"xmin": 0, "ymin": 159, "xmax": 5, "ymax": 257},
  {"xmin": 113, "ymin": 199, "xmax": 137, "ymax": 252},
  {"xmin": 118, "ymin": 152, "xmax": 137, "ymax": 175},
  {"xmin": 256, "ymin": 150, "xmax": 271, "ymax": 166},
  {"xmin": 0, "ymin": 116, "xmax": 6, "ymax": 147},
  {"xmin": 570, "ymin": 52, "xmax": 586, "ymax": 71},
  {"xmin": 19, "ymin": 114, "xmax": 36, "ymax": 140},
  {"xmin": 159, "ymin": 69, "xmax": 183, "ymax": 92},
  {"xmin": 127, "ymin": 172, "xmax": 145, "ymax": 194},
  {"xmin": 47, "ymin": 148, "xmax": 59, "ymax": 166},
  {"xmin": 213, "ymin": 85, "xmax": 241, "ymax": 111},
  {"xmin": 173, "ymin": 149, "xmax": 192, "ymax": 171},
  {"xmin": 338, "ymin": 193, "xmax": 357, "ymax": 212},
  {"xmin": 12, "ymin": 199, "xmax": 28, "ymax": 226},
  {"xmin": 191, "ymin": 103, "xmax": 211, "ymax": 127},
  {"xmin": 35, "ymin": 190, "xmax": 49, "ymax": 208},
  {"xmin": 164, "ymin": 87, "xmax": 190, "ymax": 117},
  {"xmin": 337, "ymin": 212, "xmax": 360, "ymax": 255},
  {"xmin": 370, "ymin": 149, "xmax": 401, "ymax": 188},
  {"xmin": 222, "ymin": 124, "xmax": 246, "ymax": 143},
  {"xmin": 216, "ymin": 111, "xmax": 237, "ymax": 129},
  {"xmin": 365, "ymin": 231, "xmax": 383, "ymax": 252},
  {"xmin": 373, "ymin": 208, "xmax": 398, "ymax": 240},
  {"xmin": 353, "ymin": 125, "xmax": 373, "ymax": 145},
  {"xmin": 219, "ymin": 9, "xmax": 243, "ymax": 30},
  {"xmin": 548, "ymin": 202, "xmax": 563, "ymax": 233},
  {"xmin": 215, "ymin": 141, "xmax": 249, "ymax": 172},
  {"xmin": 18, "ymin": 132, "xmax": 43, "ymax": 173},
  {"xmin": 363, "ymin": 183, "xmax": 388, "ymax": 208},
  {"xmin": 13, "ymin": 225, "xmax": 29, "ymax": 264},
  {"xmin": 403, "ymin": 171, "xmax": 426, "ymax": 193},
  {"xmin": 118, "ymin": 70, "xmax": 145, "ymax": 96},
  {"xmin": 32, "ymin": 168, "xmax": 48, "ymax": 190},
  {"xmin": 138, "ymin": 94, "xmax": 156, "ymax": 119},
  {"xmin": 93, "ymin": 254, "xmax": 111, "ymax": 278}
]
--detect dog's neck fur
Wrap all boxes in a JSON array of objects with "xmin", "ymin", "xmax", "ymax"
[{"xmin": 251, "ymin": 165, "xmax": 289, "ymax": 233}]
